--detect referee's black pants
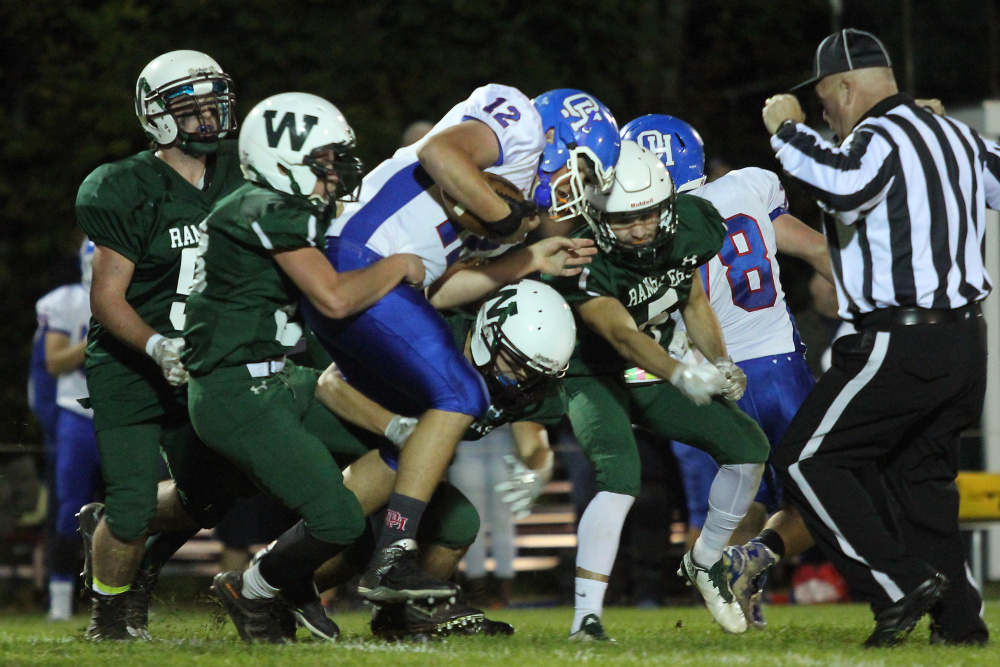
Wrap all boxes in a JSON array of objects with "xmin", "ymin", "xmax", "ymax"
[{"xmin": 773, "ymin": 311, "xmax": 988, "ymax": 642}]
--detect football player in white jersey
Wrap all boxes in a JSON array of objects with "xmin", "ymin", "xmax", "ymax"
[
  {"xmin": 623, "ymin": 114, "xmax": 832, "ymax": 629},
  {"xmin": 304, "ymin": 86, "xmax": 621, "ymax": 602},
  {"xmin": 35, "ymin": 240, "xmax": 101, "ymax": 620}
]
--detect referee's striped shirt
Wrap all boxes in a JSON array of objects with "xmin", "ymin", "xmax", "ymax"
[{"xmin": 771, "ymin": 93, "xmax": 1000, "ymax": 320}]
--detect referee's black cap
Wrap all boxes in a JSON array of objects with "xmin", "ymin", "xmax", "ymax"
[{"xmin": 791, "ymin": 29, "xmax": 893, "ymax": 92}]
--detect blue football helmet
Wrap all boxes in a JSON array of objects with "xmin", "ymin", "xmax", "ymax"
[
  {"xmin": 621, "ymin": 114, "xmax": 706, "ymax": 192},
  {"xmin": 532, "ymin": 89, "xmax": 621, "ymax": 222},
  {"xmin": 79, "ymin": 239, "xmax": 95, "ymax": 291}
]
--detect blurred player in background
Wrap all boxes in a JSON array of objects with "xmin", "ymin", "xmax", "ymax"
[
  {"xmin": 303, "ymin": 85, "xmax": 620, "ymax": 603},
  {"xmin": 75, "ymin": 50, "xmax": 247, "ymax": 640},
  {"xmin": 623, "ymin": 114, "xmax": 833, "ymax": 629},
  {"xmin": 35, "ymin": 240, "xmax": 101, "ymax": 621}
]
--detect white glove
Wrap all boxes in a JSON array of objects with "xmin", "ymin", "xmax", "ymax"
[
  {"xmin": 494, "ymin": 455, "xmax": 550, "ymax": 520},
  {"xmin": 670, "ymin": 362, "xmax": 726, "ymax": 406},
  {"xmin": 147, "ymin": 334, "xmax": 189, "ymax": 387},
  {"xmin": 668, "ymin": 330, "xmax": 690, "ymax": 361},
  {"xmin": 714, "ymin": 357, "xmax": 747, "ymax": 401},
  {"xmin": 384, "ymin": 415, "xmax": 418, "ymax": 448}
]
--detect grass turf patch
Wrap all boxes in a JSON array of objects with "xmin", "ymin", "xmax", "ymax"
[{"xmin": 0, "ymin": 601, "xmax": 995, "ymax": 666}]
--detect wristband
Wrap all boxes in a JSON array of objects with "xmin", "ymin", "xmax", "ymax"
[{"xmin": 145, "ymin": 333, "xmax": 165, "ymax": 357}]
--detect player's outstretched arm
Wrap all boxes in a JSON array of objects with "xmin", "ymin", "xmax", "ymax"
[
  {"xmin": 275, "ymin": 246, "xmax": 425, "ymax": 319},
  {"xmin": 773, "ymin": 213, "xmax": 834, "ymax": 284},
  {"xmin": 418, "ymin": 120, "xmax": 508, "ymax": 221},
  {"xmin": 426, "ymin": 237, "xmax": 596, "ymax": 310}
]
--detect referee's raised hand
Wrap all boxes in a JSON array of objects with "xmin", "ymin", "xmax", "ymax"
[{"xmin": 762, "ymin": 94, "xmax": 805, "ymax": 134}]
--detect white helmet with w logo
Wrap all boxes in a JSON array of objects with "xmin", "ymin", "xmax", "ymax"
[{"xmin": 239, "ymin": 92, "xmax": 363, "ymax": 202}]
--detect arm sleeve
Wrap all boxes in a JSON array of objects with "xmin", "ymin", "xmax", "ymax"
[
  {"xmin": 461, "ymin": 84, "xmax": 545, "ymax": 174},
  {"xmin": 252, "ymin": 206, "xmax": 321, "ymax": 252},
  {"xmin": 769, "ymin": 122, "xmax": 897, "ymax": 220}
]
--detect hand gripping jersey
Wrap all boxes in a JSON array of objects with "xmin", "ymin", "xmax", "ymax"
[
  {"xmin": 76, "ymin": 141, "xmax": 245, "ymax": 371},
  {"xmin": 327, "ymin": 84, "xmax": 545, "ymax": 287},
  {"xmin": 546, "ymin": 194, "xmax": 726, "ymax": 377},
  {"xmin": 690, "ymin": 168, "xmax": 798, "ymax": 362},
  {"xmin": 35, "ymin": 284, "xmax": 92, "ymax": 418},
  {"xmin": 184, "ymin": 183, "xmax": 324, "ymax": 375}
]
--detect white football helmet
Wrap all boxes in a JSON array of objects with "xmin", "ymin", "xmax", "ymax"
[
  {"xmin": 239, "ymin": 92, "xmax": 363, "ymax": 205},
  {"xmin": 79, "ymin": 239, "xmax": 95, "ymax": 291},
  {"xmin": 471, "ymin": 279, "xmax": 576, "ymax": 410},
  {"xmin": 135, "ymin": 50, "xmax": 235, "ymax": 153},
  {"xmin": 585, "ymin": 140, "xmax": 677, "ymax": 267}
]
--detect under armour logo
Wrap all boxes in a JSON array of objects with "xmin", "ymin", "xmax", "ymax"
[
  {"xmin": 385, "ymin": 510, "xmax": 408, "ymax": 531},
  {"xmin": 250, "ymin": 380, "xmax": 268, "ymax": 394},
  {"xmin": 560, "ymin": 94, "xmax": 602, "ymax": 132},
  {"xmin": 636, "ymin": 130, "xmax": 675, "ymax": 166},
  {"xmin": 681, "ymin": 255, "xmax": 699, "ymax": 267}
]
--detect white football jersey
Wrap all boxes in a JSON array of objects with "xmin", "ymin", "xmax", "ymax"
[
  {"xmin": 692, "ymin": 168, "xmax": 798, "ymax": 362},
  {"xmin": 328, "ymin": 84, "xmax": 545, "ymax": 287},
  {"xmin": 36, "ymin": 283, "xmax": 92, "ymax": 418}
]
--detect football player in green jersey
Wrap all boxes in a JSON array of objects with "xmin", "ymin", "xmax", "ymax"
[
  {"xmin": 182, "ymin": 91, "xmax": 428, "ymax": 643},
  {"xmin": 544, "ymin": 141, "xmax": 771, "ymax": 640},
  {"xmin": 76, "ymin": 50, "xmax": 249, "ymax": 641}
]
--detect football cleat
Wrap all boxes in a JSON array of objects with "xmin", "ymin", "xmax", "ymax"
[
  {"xmin": 212, "ymin": 571, "xmax": 294, "ymax": 644},
  {"xmin": 76, "ymin": 502, "xmax": 105, "ymax": 593},
  {"xmin": 568, "ymin": 614, "xmax": 615, "ymax": 642},
  {"xmin": 287, "ymin": 597, "xmax": 340, "ymax": 641},
  {"xmin": 864, "ymin": 573, "xmax": 948, "ymax": 648},
  {"xmin": 678, "ymin": 551, "xmax": 747, "ymax": 634},
  {"xmin": 357, "ymin": 539, "xmax": 459, "ymax": 603},
  {"xmin": 723, "ymin": 542, "xmax": 777, "ymax": 631},
  {"xmin": 85, "ymin": 592, "xmax": 146, "ymax": 641},
  {"xmin": 370, "ymin": 597, "xmax": 486, "ymax": 640},
  {"xmin": 123, "ymin": 563, "xmax": 159, "ymax": 641}
]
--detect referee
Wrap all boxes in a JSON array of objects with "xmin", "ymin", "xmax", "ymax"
[{"xmin": 762, "ymin": 29, "xmax": 1000, "ymax": 648}]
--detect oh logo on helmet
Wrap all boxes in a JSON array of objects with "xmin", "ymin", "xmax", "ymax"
[
  {"xmin": 636, "ymin": 130, "xmax": 675, "ymax": 167},
  {"xmin": 559, "ymin": 94, "xmax": 602, "ymax": 132}
]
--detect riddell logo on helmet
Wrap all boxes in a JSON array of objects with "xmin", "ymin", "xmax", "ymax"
[{"xmin": 630, "ymin": 198, "xmax": 654, "ymax": 208}]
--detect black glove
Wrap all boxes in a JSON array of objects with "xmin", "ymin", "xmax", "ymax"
[{"xmin": 482, "ymin": 196, "xmax": 538, "ymax": 238}]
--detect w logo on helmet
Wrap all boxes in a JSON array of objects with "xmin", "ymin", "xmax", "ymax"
[
  {"xmin": 263, "ymin": 110, "xmax": 318, "ymax": 151},
  {"xmin": 636, "ymin": 130, "xmax": 675, "ymax": 166},
  {"xmin": 559, "ymin": 94, "xmax": 602, "ymax": 132}
]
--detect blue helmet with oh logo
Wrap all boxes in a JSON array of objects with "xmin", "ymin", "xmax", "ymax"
[
  {"xmin": 532, "ymin": 89, "xmax": 621, "ymax": 222},
  {"xmin": 621, "ymin": 114, "xmax": 706, "ymax": 193}
]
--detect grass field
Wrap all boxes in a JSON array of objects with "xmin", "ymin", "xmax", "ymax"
[{"xmin": 1, "ymin": 601, "xmax": 997, "ymax": 666}]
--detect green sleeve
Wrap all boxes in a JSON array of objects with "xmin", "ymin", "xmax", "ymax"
[
  {"xmin": 76, "ymin": 169, "xmax": 144, "ymax": 264},
  {"xmin": 251, "ymin": 199, "xmax": 323, "ymax": 252},
  {"xmin": 672, "ymin": 194, "xmax": 726, "ymax": 263}
]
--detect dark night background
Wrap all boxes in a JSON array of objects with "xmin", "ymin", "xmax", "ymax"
[{"xmin": 1, "ymin": 0, "xmax": 998, "ymax": 445}]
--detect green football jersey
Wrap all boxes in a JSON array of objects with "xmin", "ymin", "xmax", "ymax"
[
  {"xmin": 545, "ymin": 194, "xmax": 726, "ymax": 377},
  {"xmin": 443, "ymin": 309, "xmax": 567, "ymax": 440},
  {"xmin": 76, "ymin": 141, "xmax": 245, "ymax": 370},
  {"xmin": 184, "ymin": 182, "xmax": 327, "ymax": 375}
]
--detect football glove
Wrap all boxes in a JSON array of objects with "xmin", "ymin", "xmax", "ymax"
[
  {"xmin": 670, "ymin": 362, "xmax": 726, "ymax": 406},
  {"xmin": 494, "ymin": 455, "xmax": 549, "ymax": 520},
  {"xmin": 714, "ymin": 357, "xmax": 747, "ymax": 401},
  {"xmin": 147, "ymin": 335, "xmax": 189, "ymax": 387},
  {"xmin": 668, "ymin": 330, "xmax": 690, "ymax": 361},
  {"xmin": 384, "ymin": 415, "xmax": 418, "ymax": 449},
  {"xmin": 483, "ymin": 197, "xmax": 538, "ymax": 239}
]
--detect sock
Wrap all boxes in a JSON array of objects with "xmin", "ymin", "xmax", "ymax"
[
  {"xmin": 754, "ymin": 528, "xmax": 786, "ymax": 561},
  {"xmin": 92, "ymin": 577, "xmax": 130, "ymax": 596},
  {"xmin": 48, "ymin": 579, "xmax": 74, "ymax": 619},
  {"xmin": 241, "ymin": 563, "xmax": 280, "ymax": 600},
  {"xmin": 694, "ymin": 462, "xmax": 764, "ymax": 566},
  {"xmin": 375, "ymin": 493, "xmax": 427, "ymax": 550},
  {"xmin": 571, "ymin": 578, "xmax": 609, "ymax": 633},
  {"xmin": 257, "ymin": 520, "xmax": 351, "ymax": 591},
  {"xmin": 571, "ymin": 491, "xmax": 635, "ymax": 632}
]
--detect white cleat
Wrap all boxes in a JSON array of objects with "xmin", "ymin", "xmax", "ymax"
[{"xmin": 678, "ymin": 551, "xmax": 748, "ymax": 634}]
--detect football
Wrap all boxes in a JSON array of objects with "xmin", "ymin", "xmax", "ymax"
[{"xmin": 440, "ymin": 171, "xmax": 526, "ymax": 238}]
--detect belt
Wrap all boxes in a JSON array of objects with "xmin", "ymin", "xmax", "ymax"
[
  {"xmin": 246, "ymin": 358, "xmax": 286, "ymax": 378},
  {"xmin": 854, "ymin": 303, "xmax": 982, "ymax": 329}
]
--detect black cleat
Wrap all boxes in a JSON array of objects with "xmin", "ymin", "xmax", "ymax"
[
  {"xmin": 76, "ymin": 502, "xmax": 105, "ymax": 593},
  {"xmin": 357, "ymin": 539, "xmax": 459, "ymax": 603},
  {"xmin": 124, "ymin": 564, "xmax": 159, "ymax": 641},
  {"xmin": 864, "ymin": 573, "xmax": 948, "ymax": 648},
  {"xmin": 85, "ymin": 593, "xmax": 144, "ymax": 641},
  {"xmin": 568, "ymin": 613, "xmax": 615, "ymax": 642},
  {"xmin": 212, "ymin": 571, "xmax": 294, "ymax": 644},
  {"xmin": 285, "ymin": 594, "xmax": 339, "ymax": 641},
  {"xmin": 371, "ymin": 598, "xmax": 484, "ymax": 640},
  {"xmin": 929, "ymin": 620, "xmax": 989, "ymax": 646}
]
